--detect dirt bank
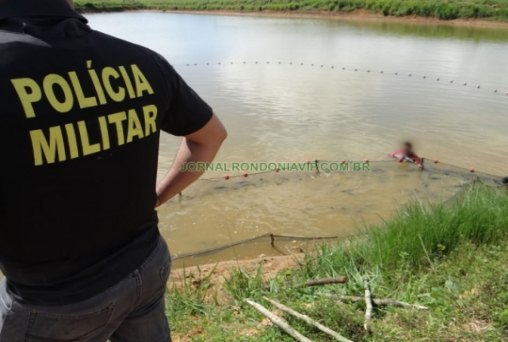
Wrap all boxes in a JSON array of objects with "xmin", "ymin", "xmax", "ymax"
[
  {"xmin": 169, "ymin": 253, "xmax": 304, "ymax": 297},
  {"xmin": 140, "ymin": 9, "xmax": 508, "ymax": 30}
]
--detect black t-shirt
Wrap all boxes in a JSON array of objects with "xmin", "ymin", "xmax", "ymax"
[{"xmin": 0, "ymin": 1, "xmax": 213, "ymax": 305}]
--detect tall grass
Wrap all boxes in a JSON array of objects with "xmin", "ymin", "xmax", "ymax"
[
  {"xmin": 75, "ymin": 0, "xmax": 508, "ymax": 21},
  {"xmin": 300, "ymin": 184, "xmax": 508, "ymax": 283}
]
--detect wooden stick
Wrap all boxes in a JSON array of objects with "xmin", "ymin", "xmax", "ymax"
[
  {"xmin": 264, "ymin": 297, "xmax": 353, "ymax": 342},
  {"xmin": 332, "ymin": 295, "xmax": 428, "ymax": 310},
  {"xmin": 363, "ymin": 277, "xmax": 373, "ymax": 333},
  {"xmin": 303, "ymin": 276, "xmax": 348, "ymax": 287},
  {"xmin": 245, "ymin": 299, "xmax": 312, "ymax": 342}
]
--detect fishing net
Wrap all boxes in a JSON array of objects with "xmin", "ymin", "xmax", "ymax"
[{"xmin": 159, "ymin": 158, "xmax": 503, "ymax": 266}]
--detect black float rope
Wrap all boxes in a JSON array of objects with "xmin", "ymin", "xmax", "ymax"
[
  {"xmin": 196, "ymin": 158, "xmax": 500, "ymax": 182},
  {"xmin": 174, "ymin": 60, "xmax": 508, "ymax": 97}
]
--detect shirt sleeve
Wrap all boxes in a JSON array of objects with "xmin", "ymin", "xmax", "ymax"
[
  {"xmin": 389, "ymin": 150, "xmax": 401, "ymax": 158},
  {"xmin": 152, "ymin": 53, "xmax": 213, "ymax": 136}
]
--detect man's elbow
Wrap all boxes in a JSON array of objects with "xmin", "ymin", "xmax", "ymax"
[
  {"xmin": 217, "ymin": 126, "xmax": 228, "ymax": 144},
  {"xmin": 186, "ymin": 113, "xmax": 227, "ymax": 147},
  {"xmin": 211, "ymin": 114, "xmax": 227, "ymax": 145}
]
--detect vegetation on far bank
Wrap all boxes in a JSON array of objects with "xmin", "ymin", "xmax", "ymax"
[
  {"xmin": 75, "ymin": 0, "xmax": 508, "ymax": 21},
  {"xmin": 166, "ymin": 184, "xmax": 508, "ymax": 341}
]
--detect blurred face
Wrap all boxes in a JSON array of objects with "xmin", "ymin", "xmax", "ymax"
[{"xmin": 403, "ymin": 143, "xmax": 413, "ymax": 153}]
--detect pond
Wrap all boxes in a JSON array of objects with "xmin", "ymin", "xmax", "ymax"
[{"xmin": 87, "ymin": 12, "xmax": 508, "ymax": 261}]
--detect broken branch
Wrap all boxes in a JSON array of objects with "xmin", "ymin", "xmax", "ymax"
[
  {"xmin": 333, "ymin": 295, "xmax": 429, "ymax": 310},
  {"xmin": 363, "ymin": 277, "xmax": 373, "ymax": 333},
  {"xmin": 303, "ymin": 276, "xmax": 348, "ymax": 287},
  {"xmin": 264, "ymin": 297, "xmax": 353, "ymax": 342},
  {"xmin": 245, "ymin": 299, "xmax": 312, "ymax": 342}
]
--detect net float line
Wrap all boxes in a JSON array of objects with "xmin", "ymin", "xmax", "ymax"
[
  {"xmin": 195, "ymin": 158, "xmax": 501, "ymax": 183},
  {"xmin": 169, "ymin": 159, "xmax": 505, "ymax": 262},
  {"xmin": 173, "ymin": 175, "xmax": 503, "ymax": 262},
  {"xmin": 173, "ymin": 60, "xmax": 508, "ymax": 97}
]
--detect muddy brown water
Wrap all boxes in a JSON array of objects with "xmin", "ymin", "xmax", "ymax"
[{"xmin": 86, "ymin": 13, "xmax": 508, "ymax": 264}]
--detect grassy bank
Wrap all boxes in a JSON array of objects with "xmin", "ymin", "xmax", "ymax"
[
  {"xmin": 166, "ymin": 184, "xmax": 508, "ymax": 341},
  {"xmin": 75, "ymin": 0, "xmax": 508, "ymax": 21}
]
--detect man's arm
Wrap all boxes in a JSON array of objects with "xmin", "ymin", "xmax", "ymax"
[{"xmin": 156, "ymin": 114, "xmax": 227, "ymax": 206}]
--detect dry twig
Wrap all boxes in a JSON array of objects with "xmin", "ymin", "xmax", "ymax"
[
  {"xmin": 245, "ymin": 299, "xmax": 312, "ymax": 342},
  {"xmin": 303, "ymin": 276, "xmax": 348, "ymax": 287},
  {"xmin": 332, "ymin": 295, "xmax": 428, "ymax": 310},
  {"xmin": 363, "ymin": 277, "xmax": 373, "ymax": 333},
  {"xmin": 264, "ymin": 297, "xmax": 353, "ymax": 342}
]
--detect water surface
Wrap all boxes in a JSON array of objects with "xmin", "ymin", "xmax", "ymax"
[{"xmin": 87, "ymin": 12, "xmax": 508, "ymax": 260}]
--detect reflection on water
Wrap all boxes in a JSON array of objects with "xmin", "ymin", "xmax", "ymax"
[{"xmin": 87, "ymin": 13, "xmax": 508, "ymax": 258}]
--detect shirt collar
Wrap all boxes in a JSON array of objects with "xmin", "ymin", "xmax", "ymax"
[{"xmin": 0, "ymin": 0, "xmax": 86, "ymax": 22}]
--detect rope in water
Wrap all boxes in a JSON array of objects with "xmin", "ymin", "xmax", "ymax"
[
  {"xmin": 173, "ymin": 60, "xmax": 508, "ymax": 97},
  {"xmin": 172, "ymin": 233, "xmax": 339, "ymax": 261},
  {"xmin": 196, "ymin": 158, "xmax": 496, "ymax": 182},
  {"xmin": 171, "ymin": 161, "xmax": 504, "ymax": 262},
  {"xmin": 167, "ymin": 62, "xmax": 505, "ymax": 260}
]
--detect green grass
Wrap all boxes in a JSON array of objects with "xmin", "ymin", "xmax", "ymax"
[
  {"xmin": 165, "ymin": 184, "xmax": 508, "ymax": 341},
  {"xmin": 75, "ymin": 0, "xmax": 508, "ymax": 21}
]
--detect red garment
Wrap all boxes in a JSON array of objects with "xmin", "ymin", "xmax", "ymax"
[{"xmin": 389, "ymin": 149, "xmax": 422, "ymax": 166}]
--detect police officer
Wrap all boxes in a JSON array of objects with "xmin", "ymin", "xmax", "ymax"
[{"xmin": 0, "ymin": 0, "xmax": 227, "ymax": 340}]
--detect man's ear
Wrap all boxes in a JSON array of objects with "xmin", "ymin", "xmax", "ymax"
[{"xmin": 67, "ymin": 0, "xmax": 74, "ymax": 7}]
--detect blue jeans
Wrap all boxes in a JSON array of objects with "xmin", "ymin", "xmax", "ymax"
[{"xmin": 0, "ymin": 237, "xmax": 171, "ymax": 342}]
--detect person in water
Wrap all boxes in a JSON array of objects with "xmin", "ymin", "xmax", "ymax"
[{"xmin": 389, "ymin": 142, "xmax": 423, "ymax": 168}]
